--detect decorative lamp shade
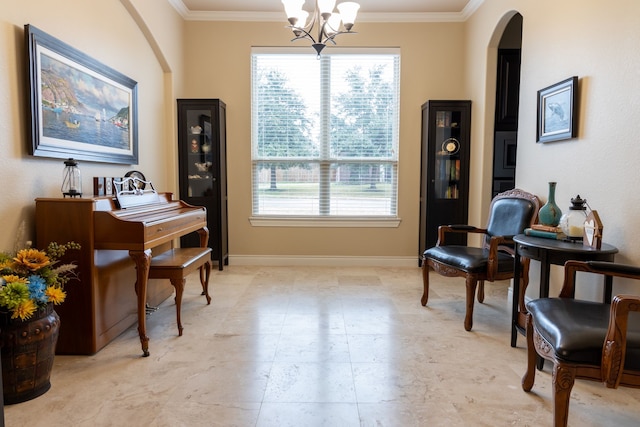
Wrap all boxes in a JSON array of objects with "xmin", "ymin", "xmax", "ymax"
[
  {"xmin": 61, "ymin": 158, "xmax": 82, "ymax": 198},
  {"xmin": 295, "ymin": 10, "xmax": 310, "ymax": 28},
  {"xmin": 326, "ymin": 13, "xmax": 342, "ymax": 34},
  {"xmin": 337, "ymin": 2, "xmax": 360, "ymax": 29},
  {"xmin": 282, "ymin": 0, "xmax": 305, "ymax": 22},
  {"xmin": 318, "ymin": 0, "xmax": 337, "ymax": 15}
]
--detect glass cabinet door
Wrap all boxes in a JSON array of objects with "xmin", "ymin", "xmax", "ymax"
[
  {"xmin": 184, "ymin": 109, "xmax": 214, "ymax": 197},
  {"xmin": 177, "ymin": 99, "xmax": 228, "ymax": 270},
  {"xmin": 418, "ymin": 100, "xmax": 471, "ymax": 259},
  {"xmin": 433, "ymin": 109, "xmax": 463, "ymax": 200}
]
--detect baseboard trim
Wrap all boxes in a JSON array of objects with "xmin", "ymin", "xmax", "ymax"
[{"xmin": 228, "ymin": 255, "xmax": 419, "ymax": 267}]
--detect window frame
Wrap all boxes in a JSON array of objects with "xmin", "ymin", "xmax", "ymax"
[{"xmin": 250, "ymin": 47, "xmax": 401, "ymax": 228}]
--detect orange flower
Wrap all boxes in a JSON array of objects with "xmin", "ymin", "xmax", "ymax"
[{"xmin": 13, "ymin": 248, "xmax": 50, "ymax": 271}]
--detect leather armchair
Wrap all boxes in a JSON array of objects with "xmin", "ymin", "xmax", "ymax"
[
  {"xmin": 421, "ymin": 188, "xmax": 540, "ymax": 331},
  {"xmin": 522, "ymin": 260, "xmax": 640, "ymax": 427}
]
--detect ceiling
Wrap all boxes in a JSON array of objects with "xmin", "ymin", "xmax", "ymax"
[{"xmin": 170, "ymin": 0, "xmax": 481, "ymax": 22}]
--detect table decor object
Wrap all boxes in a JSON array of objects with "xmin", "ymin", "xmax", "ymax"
[
  {"xmin": 538, "ymin": 181, "xmax": 562, "ymax": 226},
  {"xmin": 583, "ymin": 210, "xmax": 603, "ymax": 249},
  {"xmin": 559, "ymin": 195, "xmax": 588, "ymax": 240}
]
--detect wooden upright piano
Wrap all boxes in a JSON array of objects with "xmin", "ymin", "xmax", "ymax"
[{"xmin": 35, "ymin": 190, "xmax": 208, "ymax": 356}]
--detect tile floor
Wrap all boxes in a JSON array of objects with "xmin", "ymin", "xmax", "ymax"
[{"xmin": 4, "ymin": 265, "xmax": 640, "ymax": 426}]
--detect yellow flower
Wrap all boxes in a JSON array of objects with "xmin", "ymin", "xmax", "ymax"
[
  {"xmin": 13, "ymin": 248, "xmax": 50, "ymax": 271},
  {"xmin": 45, "ymin": 286, "xmax": 66, "ymax": 305},
  {"xmin": 2, "ymin": 275, "xmax": 28, "ymax": 285},
  {"xmin": 12, "ymin": 299, "xmax": 37, "ymax": 320}
]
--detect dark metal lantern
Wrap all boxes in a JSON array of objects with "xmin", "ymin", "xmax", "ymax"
[{"xmin": 61, "ymin": 158, "xmax": 82, "ymax": 198}]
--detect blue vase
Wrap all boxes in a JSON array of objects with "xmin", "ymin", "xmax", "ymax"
[{"xmin": 538, "ymin": 182, "xmax": 562, "ymax": 226}]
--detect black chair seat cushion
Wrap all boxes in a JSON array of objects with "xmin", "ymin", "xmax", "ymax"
[
  {"xmin": 423, "ymin": 246, "xmax": 514, "ymax": 274},
  {"xmin": 527, "ymin": 298, "xmax": 640, "ymax": 370}
]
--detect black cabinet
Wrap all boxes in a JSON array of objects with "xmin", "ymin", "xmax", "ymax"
[
  {"xmin": 177, "ymin": 99, "xmax": 228, "ymax": 269},
  {"xmin": 419, "ymin": 100, "xmax": 471, "ymax": 263}
]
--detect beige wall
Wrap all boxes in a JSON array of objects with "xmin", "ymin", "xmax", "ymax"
[
  {"xmin": 0, "ymin": 0, "xmax": 182, "ymax": 250},
  {"xmin": 466, "ymin": 0, "xmax": 640, "ymax": 297},
  {"xmin": 1, "ymin": 0, "xmax": 639, "ymax": 277},
  {"xmin": 181, "ymin": 21, "xmax": 465, "ymax": 263}
]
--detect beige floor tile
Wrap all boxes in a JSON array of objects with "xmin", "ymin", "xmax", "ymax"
[
  {"xmin": 256, "ymin": 402, "xmax": 360, "ymax": 426},
  {"xmin": 4, "ymin": 265, "xmax": 640, "ymax": 426}
]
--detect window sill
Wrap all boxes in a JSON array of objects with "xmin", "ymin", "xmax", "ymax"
[{"xmin": 249, "ymin": 216, "xmax": 401, "ymax": 228}]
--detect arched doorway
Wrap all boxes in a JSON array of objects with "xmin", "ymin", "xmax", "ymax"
[{"xmin": 492, "ymin": 13, "xmax": 522, "ymax": 197}]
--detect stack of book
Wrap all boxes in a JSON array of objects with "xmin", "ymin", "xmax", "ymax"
[{"xmin": 524, "ymin": 224, "xmax": 567, "ymax": 240}]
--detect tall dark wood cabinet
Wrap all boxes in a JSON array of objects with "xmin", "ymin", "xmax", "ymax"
[
  {"xmin": 177, "ymin": 99, "xmax": 228, "ymax": 270},
  {"xmin": 419, "ymin": 100, "xmax": 471, "ymax": 264}
]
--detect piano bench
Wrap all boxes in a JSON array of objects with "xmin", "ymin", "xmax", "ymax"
[{"xmin": 148, "ymin": 247, "xmax": 212, "ymax": 336}]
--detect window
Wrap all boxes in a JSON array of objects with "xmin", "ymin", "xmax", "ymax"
[{"xmin": 251, "ymin": 48, "xmax": 400, "ymax": 221}]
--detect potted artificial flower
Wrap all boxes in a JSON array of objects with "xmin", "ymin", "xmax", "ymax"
[{"xmin": 0, "ymin": 241, "xmax": 80, "ymax": 404}]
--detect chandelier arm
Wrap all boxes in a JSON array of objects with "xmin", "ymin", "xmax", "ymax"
[
  {"xmin": 287, "ymin": 25, "xmax": 318, "ymax": 44},
  {"xmin": 318, "ymin": 21, "xmax": 329, "ymax": 46},
  {"xmin": 321, "ymin": 30, "xmax": 357, "ymax": 46}
]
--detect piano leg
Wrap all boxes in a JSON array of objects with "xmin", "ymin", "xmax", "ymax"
[
  {"xmin": 197, "ymin": 226, "xmax": 209, "ymax": 247},
  {"xmin": 131, "ymin": 249, "xmax": 152, "ymax": 357}
]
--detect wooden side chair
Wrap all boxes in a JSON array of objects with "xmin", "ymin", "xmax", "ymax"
[
  {"xmin": 421, "ymin": 188, "xmax": 540, "ymax": 331},
  {"xmin": 522, "ymin": 260, "xmax": 640, "ymax": 427}
]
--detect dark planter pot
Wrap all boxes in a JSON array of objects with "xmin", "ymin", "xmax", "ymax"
[{"xmin": 0, "ymin": 303, "xmax": 60, "ymax": 404}]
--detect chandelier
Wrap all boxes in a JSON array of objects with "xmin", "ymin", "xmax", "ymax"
[{"xmin": 281, "ymin": 0, "xmax": 360, "ymax": 56}]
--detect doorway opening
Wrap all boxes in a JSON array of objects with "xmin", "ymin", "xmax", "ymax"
[{"xmin": 492, "ymin": 13, "xmax": 522, "ymax": 197}]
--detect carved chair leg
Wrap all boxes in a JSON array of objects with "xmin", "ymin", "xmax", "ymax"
[
  {"xmin": 522, "ymin": 313, "xmax": 537, "ymax": 391},
  {"xmin": 477, "ymin": 280, "xmax": 485, "ymax": 303},
  {"xmin": 200, "ymin": 261, "xmax": 212, "ymax": 304},
  {"xmin": 170, "ymin": 277, "xmax": 186, "ymax": 337},
  {"xmin": 421, "ymin": 260, "xmax": 430, "ymax": 306},
  {"xmin": 464, "ymin": 276, "xmax": 478, "ymax": 331},
  {"xmin": 552, "ymin": 363, "xmax": 576, "ymax": 427}
]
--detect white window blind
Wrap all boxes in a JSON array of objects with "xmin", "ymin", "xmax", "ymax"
[{"xmin": 251, "ymin": 48, "xmax": 400, "ymax": 218}]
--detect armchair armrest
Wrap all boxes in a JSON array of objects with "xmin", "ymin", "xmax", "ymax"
[
  {"xmin": 436, "ymin": 224, "xmax": 487, "ymax": 246},
  {"xmin": 602, "ymin": 294, "xmax": 640, "ymax": 388},
  {"xmin": 486, "ymin": 235, "xmax": 516, "ymax": 279},
  {"xmin": 560, "ymin": 260, "xmax": 640, "ymax": 299}
]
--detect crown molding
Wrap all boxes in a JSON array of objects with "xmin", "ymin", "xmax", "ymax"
[{"xmin": 169, "ymin": 0, "xmax": 484, "ymax": 23}]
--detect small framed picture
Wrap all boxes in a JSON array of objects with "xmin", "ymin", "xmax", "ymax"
[{"xmin": 536, "ymin": 76, "xmax": 578, "ymax": 143}]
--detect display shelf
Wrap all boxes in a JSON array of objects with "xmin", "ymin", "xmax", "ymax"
[
  {"xmin": 177, "ymin": 99, "xmax": 228, "ymax": 269},
  {"xmin": 418, "ymin": 100, "xmax": 471, "ymax": 263}
]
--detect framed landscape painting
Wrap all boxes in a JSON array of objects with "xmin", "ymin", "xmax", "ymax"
[
  {"xmin": 536, "ymin": 76, "xmax": 578, "ymax": 143},
  {"xmin": 25, "ymin": 24, "xmax": 138, "ymax": 164}
]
